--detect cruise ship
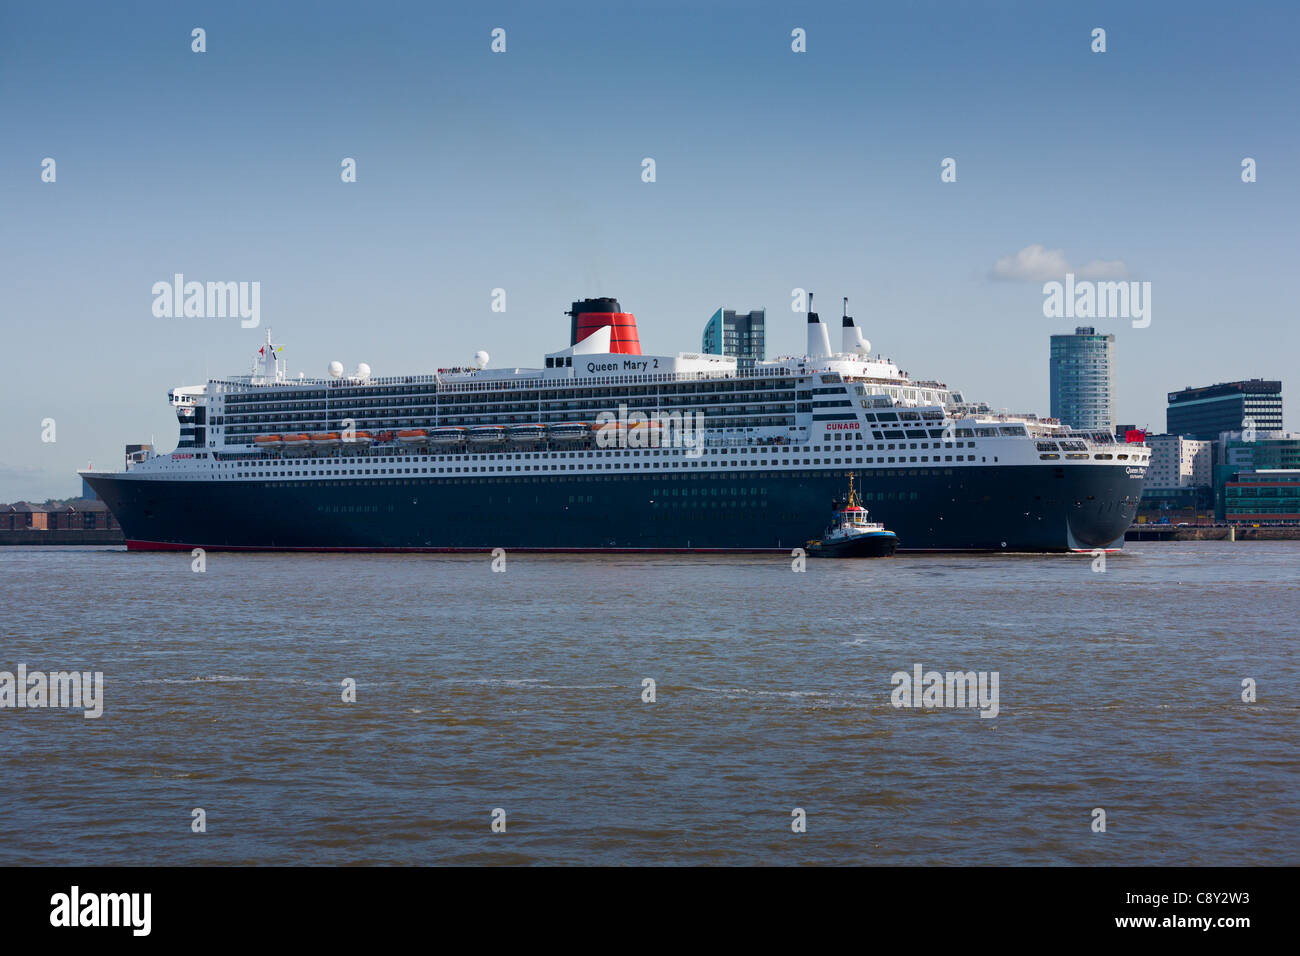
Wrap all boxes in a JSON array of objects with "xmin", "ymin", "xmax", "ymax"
[{"xmin": 81, "ymin": 297, "xmax": 1148, "ymax": 552}]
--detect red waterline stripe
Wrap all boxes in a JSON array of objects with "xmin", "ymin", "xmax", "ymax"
[
  {"xmin": 126, "ymin": 539, "xmax": 1078, "ymax": 554},
  {"xmin": 128, "ymin": 540, "xmax": 778, "ymax": 554}
]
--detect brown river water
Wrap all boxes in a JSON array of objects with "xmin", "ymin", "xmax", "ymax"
[{"xmin": 0, "ymin": 541, "xmax": 1296, "ymax": 865}]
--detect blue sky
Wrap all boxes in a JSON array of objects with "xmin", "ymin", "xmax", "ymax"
[{"xmin": 1, "ymin": 0, "xmax": 1297, "ymax": 500}]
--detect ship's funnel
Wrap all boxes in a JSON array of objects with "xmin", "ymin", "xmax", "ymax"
[
  {"xmin": 807, "ymin": 313, "xmax": 833, "ymax": 358},
  {"xmin": 805, "ymin": 293, "xmax": 832, "ymax": 358},
  {"xmin": 841, "ymin": 313, "xmax": 870, "ymax": 356},
  {"xmin": 567, "ymin": 297, "xmax": 641, "ymax": 355}
]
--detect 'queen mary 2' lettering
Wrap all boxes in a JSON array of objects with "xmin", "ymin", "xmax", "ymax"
[{"xmin": 587, "ymin": 359, "xmax": 657, "ymax": 374}]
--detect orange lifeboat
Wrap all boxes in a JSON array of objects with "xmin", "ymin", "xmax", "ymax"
[
  {"xmin": 627, "ymin": 420, "xmax": 663, "ymax": 446},
  {"xmin": 281, "ymin": 433, "xmax": 312, "ymax": 453},
  {"xmin": 593, "ymin": 421, "xmax": 626, "ymax": 447},
  {"xmin": 397, "ymin": 429, "xmax": 429, "ymax": 446},
  {"xmin": 253, "ymin": 434, "xmax": 283, "ymax": 451},
  {"xmin": 311, "ymin": 432, "xmax": 341, "ymax": 450}
]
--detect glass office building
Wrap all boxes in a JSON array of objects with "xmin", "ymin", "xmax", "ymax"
[
  {"xmin": 1166, "ymin": 379, "xmax": 1282, "ymax": 440},
  {"xmin": 1049, "ymin": 326, "xmax": 1115, "ymax": 430},
  {"xmin": 702, "ymin": 308, "xmax": 765, "ymax": 368},
  {"xmin": 1212, "ymin": 432, "xmax": 1300, "ymax": 519},
  {"xmin": 1224, "ymin": 470, "xmax": 1300, "ymax": 524}
]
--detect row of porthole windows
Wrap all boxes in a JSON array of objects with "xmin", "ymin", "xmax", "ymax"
[
  {"xmin": 218, "ymin": 440, "xmax": 979, "ymax": 464},
  {"xmin": 652, "ymin": 499, "xmax": 768, "ymax": 508},
  {"xmin": 204, "ymin": 441, "xmax": 989, "ymax": 469},
  {"xmin": 220, "ymin": 456, "xmax": 989, "ymax": 479},
  {"xmin": 654, "ymin": 487, "xmax": 769, "ymax": 496},
  {"xmin": 222, "ymin": 390, "xmax": 801, "ymax": 414},
  {"xmin": 258, "ymin": 469, "xmax": 961, "ymax": 490}
]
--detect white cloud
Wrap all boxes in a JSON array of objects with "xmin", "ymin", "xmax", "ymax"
[{"xmin": 991, "ymin": 244, "xmax": 1130, "ymax": 282}]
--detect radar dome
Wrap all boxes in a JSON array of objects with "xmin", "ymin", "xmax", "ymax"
[
  {"xmin": 356, "ymin": 363, "xmax": 371, "ymax": 380},
  {"xmin": 473, "ymin": 350, "xmax": 489, "ymax": 369},
  {"xmin": 328, "ymin": 361, "xmax": 344, "ymax": 378},
  {"xmin": 859, "ymin": 339, "xmax": 871, "ymax": 354}
]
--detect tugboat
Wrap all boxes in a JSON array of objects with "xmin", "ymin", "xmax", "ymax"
[{"xmin": 806, "ymin": 474, "xmax": 898, "ymax": 557}]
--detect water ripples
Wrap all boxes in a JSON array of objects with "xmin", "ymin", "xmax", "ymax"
[{"xmin": 0, "ymin": 542, "xmax": 1296, "ymax": 865}]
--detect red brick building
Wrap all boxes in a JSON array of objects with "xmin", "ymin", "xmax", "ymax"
[{"xmin": 1, "ymin": 500, "xmax": 117, "ymax": 532}]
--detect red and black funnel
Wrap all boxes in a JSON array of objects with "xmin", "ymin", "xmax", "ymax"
[{"xmin": 567, "ymin": 297, "xmax": 641, "ymax": 355}]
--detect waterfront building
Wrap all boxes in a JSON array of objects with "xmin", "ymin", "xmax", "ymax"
[
  {"xmin": 1146, "ymin": 434, "xmax": 1213, "ymax": 488},
  {"xmin": 1212, "ymin": 431, "xmax": 1300, "ymax": 519},
  {"xmin": 2, "ymin": 503, "xmax": 39, "ymax": 530},
  {"xmin": 1140, "ymin": 434, "xmax": 1214, "ymax": 515},
  {"xmin": 1224, "ymin": 470, "xmax": 1300, "ymax": 524},
  {"xmin": 47, "ymin": 500, "xmax": 114, "ymax": 530},
  {"xmin": 1167, "ymin": 379, "xmax": 1282, "ymax": 440},
  {"xmin": 1049, "ymin": 326, "xmax": 1114, "ymax": 431},
  {"xmin": 0, "ymin": 499, "xmax": 117, "ymax": 533}
]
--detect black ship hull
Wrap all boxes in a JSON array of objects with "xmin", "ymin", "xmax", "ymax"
[{"xmin": 86, "ymin": 464, "xmax": 1144, "ymax": 553}]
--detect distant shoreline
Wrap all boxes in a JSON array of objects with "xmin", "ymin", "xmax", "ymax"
[
  {"xmin": 0, "ymin": 529, "xmax": 125, "ymax": 546},
  {"xmin": 1125, "ymin": 526, "xmax": 1300, "ymax": 542}
]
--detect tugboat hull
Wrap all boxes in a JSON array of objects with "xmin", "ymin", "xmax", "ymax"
[{"xmin": 807, "ymin": 532, "xmax": 898, "ymax": 558}]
